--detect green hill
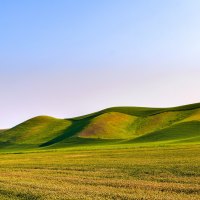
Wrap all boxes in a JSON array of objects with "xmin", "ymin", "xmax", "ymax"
[
  {"xmin": 0, "ymin": 116, "xmax": 71, "ymax": 149},
  {"xmin": 0, "ymin": 129, "xmax": 7, "ymax": 133},
  {"xmin": 1, "ymin": 103, "xmax": 200, "ymax": 150}
]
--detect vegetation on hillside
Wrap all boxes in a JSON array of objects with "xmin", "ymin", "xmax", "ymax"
[
  {"xmin": 0, "ymin": 103, "xmax": 200, "ymax": 150},
  {"xmin": 0, "ymin": 103, "xmax": 200, "ymax": 199}
]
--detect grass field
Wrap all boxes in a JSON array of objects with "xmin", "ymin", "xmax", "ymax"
[
  {"xmin": 0, "ymin": 144, "xmax": 199, "ymax": 200},
  {"xmin": 0, "ymin": 103, "xmax": 200, "ymax": 199}
]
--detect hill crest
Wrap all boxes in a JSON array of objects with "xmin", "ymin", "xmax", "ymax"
[{"xmin": 1, "ymin": 102, "xmax": 200, "ymax": 150}]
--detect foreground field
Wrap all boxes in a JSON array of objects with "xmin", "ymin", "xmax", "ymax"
[
  {"xmin": 0, "ymin": 144, "xmax": 199, "ymax": 200},
  {"xmin": 1, "ymin": 104, "xmax": 200, "ymax": 199}
]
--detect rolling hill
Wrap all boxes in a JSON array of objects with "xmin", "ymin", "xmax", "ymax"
[{"xmin": 1, "ymin": 103, "xmax": 200, "ymax": 150}]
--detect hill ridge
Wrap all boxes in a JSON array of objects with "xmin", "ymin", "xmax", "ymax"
[{"xmin": 0, "ymin": 102, "xmax": 200, "ymax": 150}]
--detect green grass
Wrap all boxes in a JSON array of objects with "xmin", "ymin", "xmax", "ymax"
[
  {"xmin": 71, "ymin": 102, "xmax": 200, "ymax": 119},
  {"xmin": 0, "ymin": 116, "xmax": 71, "ymax": 146},
  {"xmin": 1, "ymin": 103, "xmax": 200, "ymax": 150},
  {"xmin": 130, "ymin": 121, "xmax": 200, "ymax": 143},
  {"xmin": 0, "ymin": 129, "xmax": 7, "ymax": 133},
  {"xmin": 0, "ymin": 103, "xmax": 200, "ymax": 199},
  {"xmin": 0, "ymin": 144, "xmax": 199, "ymax": 199}
]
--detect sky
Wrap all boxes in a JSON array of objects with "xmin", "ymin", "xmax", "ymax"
[{"xmin": 1, "ymin": 0, "xmax": 200, "ymax": 128}]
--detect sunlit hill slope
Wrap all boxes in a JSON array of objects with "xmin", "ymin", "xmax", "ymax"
[{"xmin": 1, "ymin": 103, "xmax": 200, "ymax": 149}]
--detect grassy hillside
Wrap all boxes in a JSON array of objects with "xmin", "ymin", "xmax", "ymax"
[
  {"xmin": 0, "ymin": 129, "xmax": 7, "ymax": 133},
  {"xmin": 130, "ymin": 121, "xmax": 200, "ymax": 143},
  {"xmin": 1, "ymin": 103, "xmax": 200, "ymax": 150},
  {"xmin": 71, "ymin": 102, "xmax": 200, "ymax": 119},
  {"xmin": 0, "ymin": 104, "xmax": 200, "ymax": 199},
  {"xmin": 0, "ymin": 116, "xmax": 71, "ymax": 148}
]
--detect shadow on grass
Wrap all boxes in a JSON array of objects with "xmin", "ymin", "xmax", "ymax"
[{"xmin": 39, "ymin": 118, "xmax": 91, "ymax": 147}]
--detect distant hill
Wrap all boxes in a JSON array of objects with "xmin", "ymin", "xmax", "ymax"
[
  {"xmin": 0, "ymin": 129, "xmax": 7, "ymax": 133},
  {"xmin": 1, "ymin": 103, "xmax": 200, "ymax": 150}
]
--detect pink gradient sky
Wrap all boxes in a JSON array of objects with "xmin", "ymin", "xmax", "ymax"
[{"xmin": 1, "ymin": 0, "xmax": 200, "ymax": 128}]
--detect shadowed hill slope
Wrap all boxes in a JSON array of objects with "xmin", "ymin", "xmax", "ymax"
[{"xmin": 1, "ymin": 103, "xmax": 200, "ymax": 149}]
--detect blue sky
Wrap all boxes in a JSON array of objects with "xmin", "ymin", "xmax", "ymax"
[{"xmin": 1, "ymin": 0, "xmax": 200, "ymax": 128}]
